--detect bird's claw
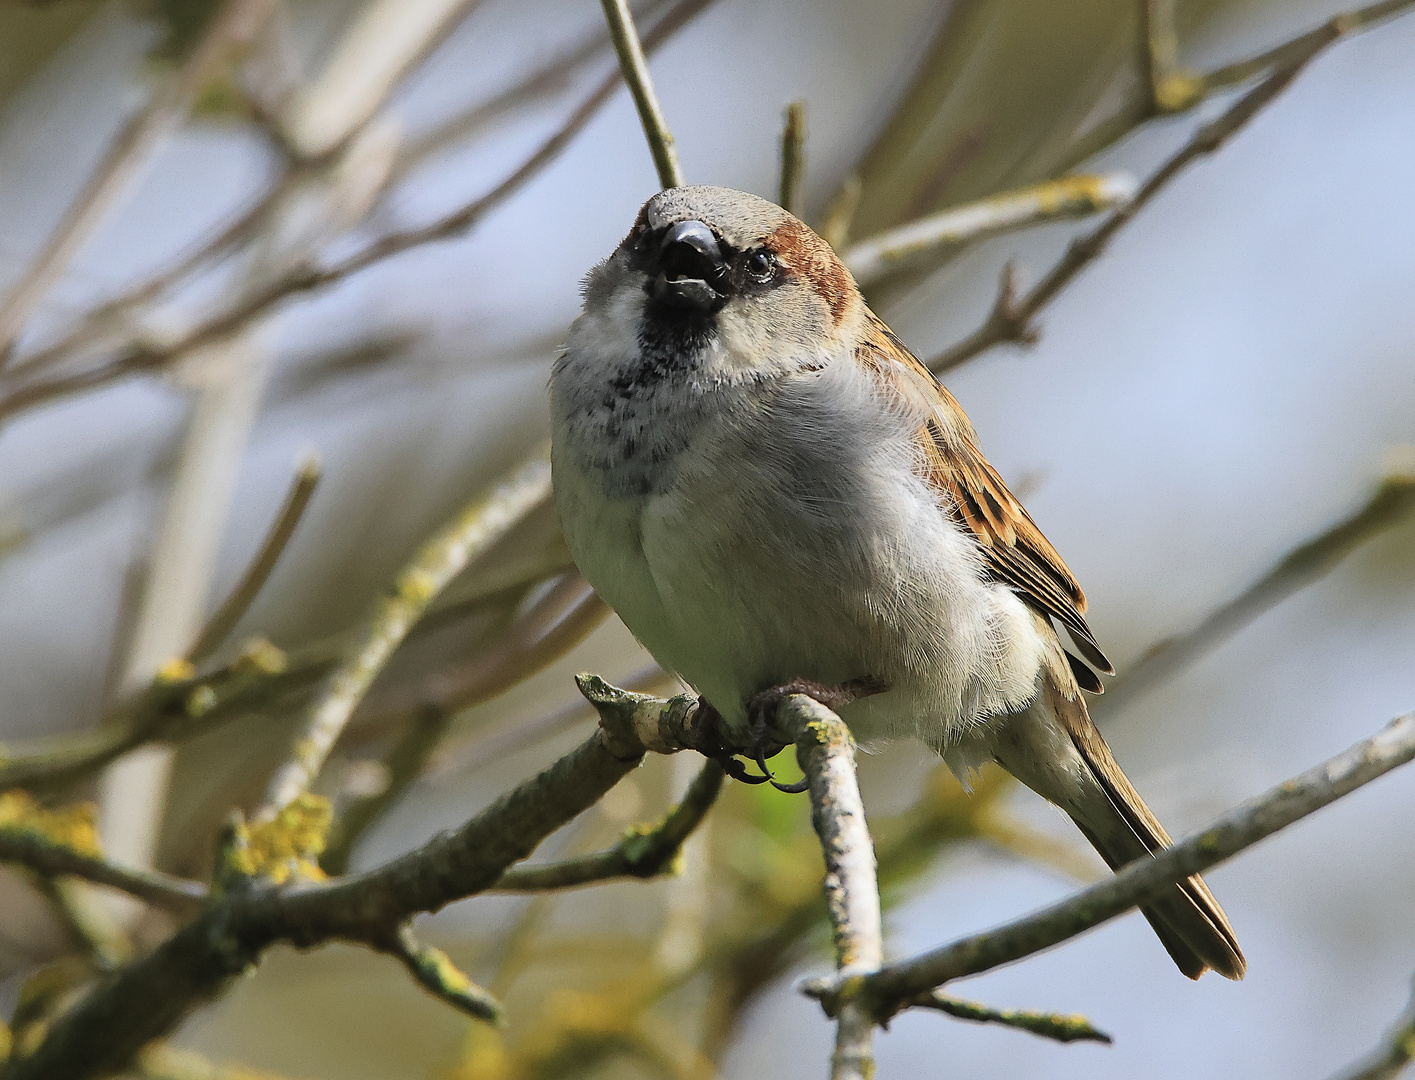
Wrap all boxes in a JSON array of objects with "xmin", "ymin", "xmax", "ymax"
[{"xmin": 694, "ymin": 679, "xmax": 886, "ymax": 792}]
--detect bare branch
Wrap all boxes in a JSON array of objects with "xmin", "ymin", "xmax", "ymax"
[
  {"xmin": 803, "ymin": 711, "xmax": 1415, "ymax": 1019},
  {"xmin": 928, "ymin": 13, "xmax": 1385, "ymax": 373},
  {"xmin": 7, "ymin": 178, "xmax": 290, "ymax": 379},
  {"xmin": 493, "ymin": 759, "xmax": 723, "ymax": 892},
  {"xmin": 0, "ymin": 0, "xmax": 280, "ymax": 359},
  {"xmin": 1101, "ymin": 461, "xmax": 1415, "ymax": 716},
  {"xmin": 1329, "ymin": 977, "xmax": 1415, "ymax": 1080},
  {"xmin": 259, "ymin": 449, "xmax": 552, "ymax": 815},
  {"xmin": 844, "ymin": 174, "xmax": 1136, "ymax": 287},
  {"xmin": 600, "ymin": 0, "xmax": 684, "ymax": 189},
  {"xmin": 778, "ymin": 101, "xmax": 807, "ymax": 216},
  {"xmin": 908, "ymin": 989, "xmax": 1111, "ymax": 1044},
  {"xmin": 186, "ymin": 453, "xmax": 322, "ymax": 664}
]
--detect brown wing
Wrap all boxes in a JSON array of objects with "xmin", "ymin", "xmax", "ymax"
[{"xmin": 858, "ymin": 314, "xmax": 1113, "ymax": 675}]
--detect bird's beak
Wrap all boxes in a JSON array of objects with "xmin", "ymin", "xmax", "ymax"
[{"xmin": 652, "ymin": 220, "xmax": 726, "ymax": 312}]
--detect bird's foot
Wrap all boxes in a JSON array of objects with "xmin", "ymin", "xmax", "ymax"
[
  {"xmin": 686, "ymin": 697, "xmax": 773, "ymax": 785},
  {"xmin": 746, "ymin": 677, "xmax": 887, "ymax": 794}
]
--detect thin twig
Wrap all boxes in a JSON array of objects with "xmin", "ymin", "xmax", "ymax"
[
  {"xmin": 908, "ymin": 989, "xmax": 1111, "ymax": 1044},
  {"xmin": 843, "ymin": 173, "xmax": 1136, "ymax": 287},
  {"xmin": 778, "ymin": 101, "xmax": 807, "ymax": 215},
  {"xmin": 1100, "ymin": 463, "xmax": 1415, "ymax": 716},
  {"xmin": 319, "ymin": 704, "xmax": 455, "ymax": 876},
  {"xmin": 927, "ymin": 16, "xmax": 1375, "ymax": 373},
  {"xmin": 803, "ymin": 711, "xmax": 1415, "ymax": 1019},
  {"xmin": 600, "ymin": 0, "xmax": 684, "ymax": 189},
  {"xmin": 493, "ymin": 759, "xmax": 723, "ymax": 891},
  {"xmin": 6, "ymin": 178, "xmax": 292, "ymax": 378},
  {"xmin": 259, "ymin": 449, "xmax": 553, "ymax": 815},
  {"xmin": 350, "ymin": 571, "xmax": 609, "ymax": 764},
  {"xmin": 0, "ymin": 0, "xmax": 280, "ymax": 360},
  {"xmin": 1329, "ymin": 977, "xmax": 1415, "ymax": 1080},
  {"xmin": 186, "ymin": 453, "xmax": 322, "ymax": 664},
  {"xmin": 394, "ymin": 0, "xmax": 675, "ymax": 176}
]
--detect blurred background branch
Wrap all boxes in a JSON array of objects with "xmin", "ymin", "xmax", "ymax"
[{"xmin": 0, "ymin": 0, "xmax": 1412, "ymax": 1076}]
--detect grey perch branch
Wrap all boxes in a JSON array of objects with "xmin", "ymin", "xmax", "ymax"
[
  {"xmin": 574, "ymin": 677, "xmax": 882, "ymax": 1079},
  {"xmin": 803, "ymin": 711, "xmax": 1415, "ymax": 1021},
  {"xmin": 784, "ymin": 695, "xmax": 883, "ymax": 1080}
]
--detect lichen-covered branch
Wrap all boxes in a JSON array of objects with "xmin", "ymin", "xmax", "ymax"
[
  {"xmin": 908, "ymin": 989, "xmax": 1111, "ymax": 1044},
  {"xmin": 494, "ymin": 758, "xmax": 724, "ymax": 892},
  {"xmin": 0, "ymin": 721, "xmax": 644, "ymax": 1080},
  {"xmin": 260, "ymin": 449, "xmax": 552, "ymax": 815},
  {"xmin": 803, "ymin": 711, "xmax": 1415, "ymax": 1020},
  {"xmin": 843, "ymin": 174, "xmax": 1136, "ymax": 287},
  {"xmin": 600, "ymin": 0, "xmax": 684, "ymax": 189},
  {"xmin": 386, "ymin": 924, "xmax": 502, "ymax": 1023}
]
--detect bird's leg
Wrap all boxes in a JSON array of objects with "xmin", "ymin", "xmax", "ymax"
[
  {"xmin": 687, "ymin": 696, "xmax": 772, "ymax": 784},
  {"xmin": 746, "ymin": 676, "xmax": 887, "ymax": 793}
]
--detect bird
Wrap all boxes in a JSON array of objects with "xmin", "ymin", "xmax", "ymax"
[{"xmin": 549, "ymin": 184, "xmax": 1244, "ymax": 981}]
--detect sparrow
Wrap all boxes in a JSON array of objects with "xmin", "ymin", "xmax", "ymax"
[{"xmin": 549, "ymin": 185, "xmax": 1244, "ymax": 981}]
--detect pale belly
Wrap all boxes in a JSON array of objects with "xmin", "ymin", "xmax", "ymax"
[{"xmin": 551, "ymin": 383, "xmax": 1049, "ymax": 749}]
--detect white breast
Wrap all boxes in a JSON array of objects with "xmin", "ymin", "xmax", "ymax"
[{"xmin": 551, "ymin": 315, "xmax": 1048, "ymax": 751}]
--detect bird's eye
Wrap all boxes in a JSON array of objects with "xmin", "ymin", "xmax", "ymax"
[{"xmin": 744, "ymin": 250, "xmax": 774, "ymax": 281}]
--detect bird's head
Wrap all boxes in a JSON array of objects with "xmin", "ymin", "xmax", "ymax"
[{"xmin": 578, "ymin": 185, "xmax": 862, "ymax": 379}]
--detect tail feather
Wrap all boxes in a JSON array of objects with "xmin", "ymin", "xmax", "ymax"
[{"xmin": 993, "ymin": 664, "xmax": 1246, "ymax": 981}]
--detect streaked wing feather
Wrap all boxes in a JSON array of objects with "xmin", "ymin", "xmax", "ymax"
[{"xmin": 858, "ymin": 313, "xmax": 1113, "ymax": 675}]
